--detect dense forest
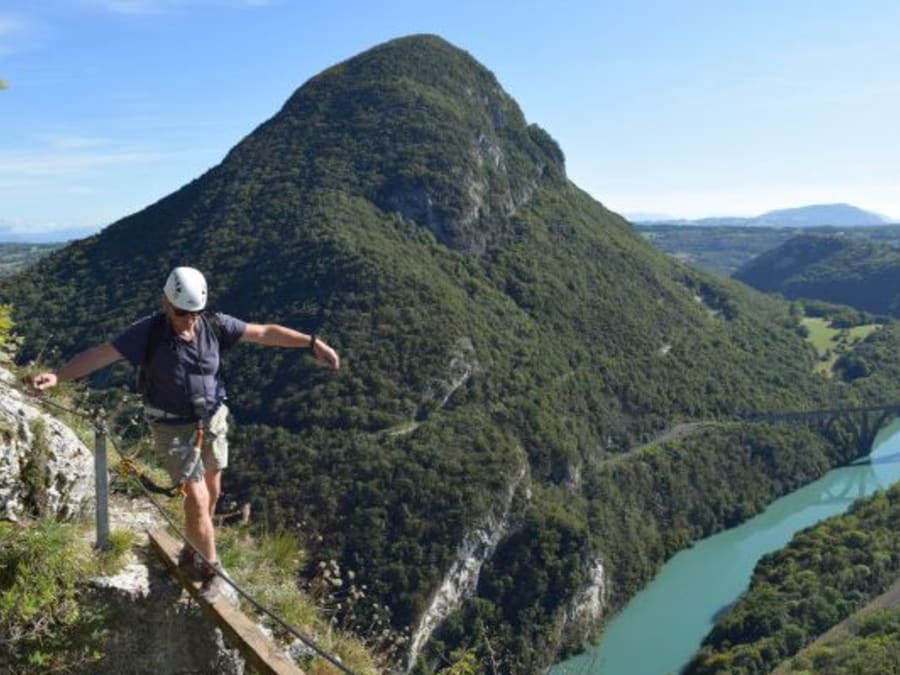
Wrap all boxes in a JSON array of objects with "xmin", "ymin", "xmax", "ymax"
[
  {"xmin": 734, "ymin": 233, "xmax": 900, "ymax": 316},
  {"xmin": 686, "ymin": 482, "xmax": 900, "ymax": 674},
  {"xmin": 637, "ymin": 224, "xmax": 900, "ymax": 277},
  {"xmin": 684, "ymin": 320, "xmax": 900, "ymax": 673},
  {"xmin": 780, "ymin": 605, "xmax": 900, "ymax": 674},
  {"xmin": 636, "ymin": 224, "xmax": 798, "ymax": 275},
  {"xmin": 2, "ymin": 35, "xmax": 894, "ymax": 671}
]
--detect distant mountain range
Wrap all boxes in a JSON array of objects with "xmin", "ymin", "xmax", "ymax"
[
  {"xmin": 0, "ymin": 225, "xmax": 93, "ymax": 244},
  {"xmin": 637, "ymin": 203, "xmax": 892, "ymax": 228}
]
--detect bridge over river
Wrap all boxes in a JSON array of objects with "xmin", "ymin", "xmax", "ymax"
[
  {"xmin": 739, "ymin": 402, "xmax": 900, "ymax": 460},
  {"xmin": 631, "ymin": 403, "xmax": 900, "ymax": 462}
]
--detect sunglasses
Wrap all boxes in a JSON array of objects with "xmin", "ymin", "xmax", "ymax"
[{"xmin": 171, "ymin": 306, "xmax": 200, "ymax": 318}]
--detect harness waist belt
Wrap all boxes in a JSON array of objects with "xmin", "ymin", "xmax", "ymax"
[{"xmin": 144, "ymin": 402, "xmax": 221, "ymax": 426}]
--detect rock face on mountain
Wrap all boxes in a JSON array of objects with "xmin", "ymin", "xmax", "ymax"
[
  {"xmin": 0, "ymin": 366, "xmax": 93, "ymax": 521},
  {"xmin": 0, "ymin": 378, "xmax": 248, "ymax": 673},
  {"xmin": 1, "ymin": 34, "xmax": 846, "ymax": 671},
  {"xmin": 264, "ymin": 37, "xmax": 567, "ymax": 255}
]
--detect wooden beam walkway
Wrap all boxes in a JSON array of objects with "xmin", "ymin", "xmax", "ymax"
[{"xmin": 148, "ymin": 527, "xmax": 306, "ymax": 675}]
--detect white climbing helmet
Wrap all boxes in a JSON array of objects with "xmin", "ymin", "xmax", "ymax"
[{"xmin": 164, "ymin": 266, "xmax": 207, "ymax": 311}]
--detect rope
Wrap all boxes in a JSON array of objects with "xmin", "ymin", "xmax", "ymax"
[
  {"xmin": 19, "ymin": 385, "xmax": 360, "ymax": 675},
  {"xmin": 24, "ymin": 388, "xmax": 178, "ymax": 494},
  {"xmin": 117, "ymin": 457, "xmax": 359, "ymax": 673}
]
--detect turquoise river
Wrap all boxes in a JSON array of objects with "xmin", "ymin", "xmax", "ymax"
[{"xmin": 551, "ymin": 418, "xmax": 900, "ymax": 675}]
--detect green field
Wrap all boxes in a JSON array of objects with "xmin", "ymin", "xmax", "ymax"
[
  {"xmin": 0, "ymin": 243, "xmax": 62, "ymax": 277},
  {"xmin": 801, "ymin": 317, "xmax": 881, "ymax": 375}
]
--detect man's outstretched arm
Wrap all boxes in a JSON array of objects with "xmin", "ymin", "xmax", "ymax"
[
  {"xmin": 240, "ymin": 324, "xmax": 340, "ymax": 370},
  {"xmin": 32, "ymin": 343, "xmax": 123, "ymax": 389}
]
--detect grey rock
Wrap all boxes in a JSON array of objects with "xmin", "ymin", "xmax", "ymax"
[{"xmin": 0, "ymin": 366, "xmax": 94, "ymax": 521}]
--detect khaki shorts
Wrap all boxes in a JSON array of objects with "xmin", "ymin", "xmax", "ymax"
[{"xmin": 148, "ymin": 404, "xmax": 229, "ymax": 484}]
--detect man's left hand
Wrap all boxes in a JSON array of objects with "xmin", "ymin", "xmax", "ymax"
[{"xmin": 312, "ymin": 340, "xmax": 340, "ymax": 370}]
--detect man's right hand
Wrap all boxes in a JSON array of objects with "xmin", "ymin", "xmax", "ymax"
[{"xmin": 32, "ymin": 373, "xmax": 58, "ymax": 390}]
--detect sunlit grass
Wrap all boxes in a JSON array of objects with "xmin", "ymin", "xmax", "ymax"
[
  {"xmin": 216, "ymin": 526, "xmax": 383, "ymax": 674},
  {"xmin": 801, "ymin": 317, "xmax": 881, "ymax": 375}
]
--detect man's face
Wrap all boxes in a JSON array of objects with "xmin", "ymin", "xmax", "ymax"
[{"xmin": 165, "ymin": 299, "xmax": 201, "ymax": 329}]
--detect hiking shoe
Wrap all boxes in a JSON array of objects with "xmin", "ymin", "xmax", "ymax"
[
  {"xmin": 200, "ymin": 562, "xmax": 236, "ymax": 604},
  {"xmin": 177, "ymin": 546, "xmax": 207, "ymax": 583}
]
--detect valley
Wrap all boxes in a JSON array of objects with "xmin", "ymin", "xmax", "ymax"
[{"xmin": 2, "ymin": 34, "xmax": 899, "ymax": 675}]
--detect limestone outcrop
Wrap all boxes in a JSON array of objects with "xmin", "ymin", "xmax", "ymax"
[{"xmin": 0, "ymin": 367, "xmax": 94, "ymax": 521}]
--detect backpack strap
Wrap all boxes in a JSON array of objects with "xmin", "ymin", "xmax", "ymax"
[
  {"xmin": 142, "ymin": 312, "xmax": 169, "ymax": 367},
  {"xmin": 138, "ymin": 311, "xmax": 225, "ymax": 399},
  {"xmin": 137, "ymin": 312, "xmax": 168, "ymax": 397},
  {"xmin": 144, "ymin": 310, "xmax": 223, "ymax": 365},
  {"xmin": 201, "ymin": 311, "xmax": 225, "ymax": 345}
]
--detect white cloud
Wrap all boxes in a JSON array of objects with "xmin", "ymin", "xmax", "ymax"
[
  {"xmin": 81, "ymin": 0, "xmax": 167, "ymax": 14},
  {"xmin": 63, "ymin": 185, "xmax": 101, "ymax": 196},
  {"xmin": 35, "ymin": 134, "xmax": 115, "ymax": 151},
  {"xmin": 0, "ymin": 13, "xmax": 30, "ymax": 56},
  {"xmin": 81, "ymin": 0, "xmax": 272, "ymax": 13},
  {"xmin": 79, "ymin": 0, "xmax": 228, "ymax": 15},
  {"xmin": 0, "ymin": 146, "xmax": 171, "ymax": 177}
]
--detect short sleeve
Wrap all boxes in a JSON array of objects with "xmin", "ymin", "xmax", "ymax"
[
  {"xmin": 111, "ymin": 315, "xmax": 156, "ymax": 366},
  {"xmin": 214, "ymin": 312, "xmax": 247, "ymax": 350}
]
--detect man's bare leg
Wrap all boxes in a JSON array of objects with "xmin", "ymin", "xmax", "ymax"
[
  {"xmin": 205, "ymin": 468, "xmax": 222, "ymax": 520},
  {"xmin": 182, "ymin": 479, "xmax": 217, "ymax": 563}
]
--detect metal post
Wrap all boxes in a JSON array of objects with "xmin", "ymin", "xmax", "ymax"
[{"xmin": 94, "ymin": 419, "xmax": 110, "ymax": 550}]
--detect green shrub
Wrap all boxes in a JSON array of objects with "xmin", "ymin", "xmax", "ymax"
[{"xmin": 0, "ymin": 520, "xmax": 107, "ymax": 671}]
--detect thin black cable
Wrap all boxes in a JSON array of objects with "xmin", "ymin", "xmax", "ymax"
[
  {"xmin": 38, "ymin": 392, "xmax": 357, "ymax": 673},
  {"xmin": 110, "ymin": 434, "xmax": 359, "ymax": 675},
  {"xmin": 26, "ymin": 390, "xmax": 95, "ymax": 420},
  {"xmin": 19, "ymin": 384, "xmax": 359, "ymax": 675}
]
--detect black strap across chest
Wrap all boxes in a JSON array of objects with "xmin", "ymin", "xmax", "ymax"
[{"xmin": 137, "ymin": 312, "xmax": 224, "ymax": 400}]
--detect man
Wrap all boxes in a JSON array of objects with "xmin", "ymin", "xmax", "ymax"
[{"xmin": 32, "ymin": 266, "xmax": 340, "ymax": 601}]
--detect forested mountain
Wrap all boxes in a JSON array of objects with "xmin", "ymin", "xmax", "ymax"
[
  {"xmin": 637, "ymin": 224, "xmax": 900, "ymax": 277},
  {"xmin": 684, "ymin": 325, "xmax": 900, "ymax": 673},
  {"xmin": 0, "ymin": 34, "xmax": 874, "ymax": 671},
  {"xmin": 636, "ymin": 225, "xmax": 800, "ymax": 275},
  {"xmin": 688, "ymin": 479, "xmax": 900, "ymax": 674},
  {"xmin": 734, "ymin": 233, "xmax": 900, "ymax": 316}
]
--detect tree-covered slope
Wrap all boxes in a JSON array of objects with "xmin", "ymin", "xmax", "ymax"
[
  {"xmin": 680, "ymin": 320, "xmax": 900, "ymax": 675},
  {"xmin": 734, "ymin": 233, "xmax": 900, "ymax": 316},
  {"xmin": 0, "ymin": 34, "xmax": 855, "ymax": 671},
  {"xmin": 685, "ymin": 482, "xmax": 900, "ymax": 675}
]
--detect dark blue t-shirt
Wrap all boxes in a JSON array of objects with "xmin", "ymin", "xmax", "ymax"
[{"xmin": 112, "ymin": 312, "xmax": 247, "ymax": 418}]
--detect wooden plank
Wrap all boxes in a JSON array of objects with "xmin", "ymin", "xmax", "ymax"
[{"xmin": 148, "ymin": 527, "xmax": 306, "ymax": 675}]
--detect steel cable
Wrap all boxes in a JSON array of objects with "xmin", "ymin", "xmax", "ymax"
[{"xmin": 20, "ymin": 385, "xmax": 360, "ymax": 675}]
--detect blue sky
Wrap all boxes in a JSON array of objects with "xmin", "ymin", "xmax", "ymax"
[{"xmin": 1, "ymin": 0, "xmax": 898, "ymax": 240}]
